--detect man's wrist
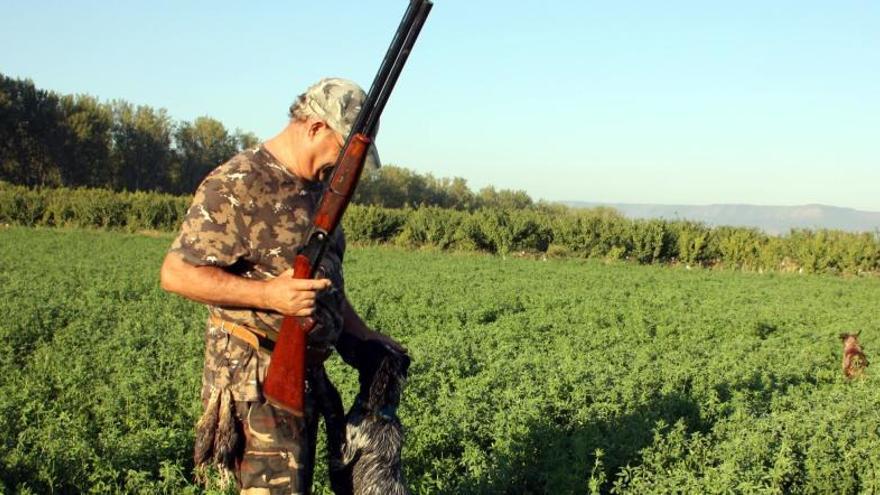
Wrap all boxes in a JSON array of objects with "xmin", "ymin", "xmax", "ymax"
[{"xmin": 255, "ymin": 280, "xmax": 270, "ymax": 312}]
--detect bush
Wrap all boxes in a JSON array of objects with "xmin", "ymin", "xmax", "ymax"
[
  {"xmin": 669, "ymin": 221, "xmax": 711, "ymax": 265},
  {"xmin": 709, "ymin": 226, "xmax": 766, "ymax": 270},
  {"xmin": 629, "ymin": 219, "xmax": 674, "ymax": 264},
  {"xmin": 0, "ymin": 184, "xmax": 47, "ymax": 226},
  {"xmin": 343, "ymin": 204, "xmax": 407, "ymax": 244},
  {"xmin": 395, "ymin": 206, "xmax": 465, "ymax": 249}
]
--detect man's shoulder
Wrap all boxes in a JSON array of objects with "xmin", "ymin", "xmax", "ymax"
[
  {"xmin": 203, "ymin": 148, "xmax": 269, "ymax": 184},
  {"xmin": 199, "ymin": 147, "xmax": 303, "ymax": 198}
]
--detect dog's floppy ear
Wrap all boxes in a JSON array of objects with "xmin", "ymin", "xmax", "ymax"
[{"xmin": 840, "ymin": 333, "xmax": 850, "ymax": 341}]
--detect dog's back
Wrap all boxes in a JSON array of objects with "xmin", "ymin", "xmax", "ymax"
[{"xmin": 840, "ymin": 332, "xmax": 868, "ymax": 379}]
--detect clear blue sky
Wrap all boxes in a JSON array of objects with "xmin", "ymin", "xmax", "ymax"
[{"xmin": 3, "ymin": 0, "xmax": 879, "ymax": 210}]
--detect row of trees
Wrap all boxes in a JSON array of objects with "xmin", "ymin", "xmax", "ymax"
[
  {"xmin": 0, "ymin": 73, "xmax": 258, "ymax": 194},
  {"xmin": 354, "ymin": 166, "xmax": 534, "ymax": 211},
  {"xmin": 3, "ymin": 182, "xmax": 878, "ymax": 275},
  {"xmin": 1, "ymin": 73, "xmax": 536, "ymax": 210}
]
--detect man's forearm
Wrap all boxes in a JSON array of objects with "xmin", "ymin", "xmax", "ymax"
[{"xmin": 160, "ymin": 252, "xmax": 267, "ymax": 310}]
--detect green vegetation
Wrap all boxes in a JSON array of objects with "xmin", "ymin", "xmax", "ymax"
[
  {"xmin": 2, "ymin": 182, "xmax": 879, "ymax": 275},
  {"xmin": 1, "ymin": 227, "xmax": 878, "ymax": 493}
]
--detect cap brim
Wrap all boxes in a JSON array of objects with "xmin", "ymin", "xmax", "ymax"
[{"xmin": 365, "ymin": 143, "xmax": 381, "ymax": 171}]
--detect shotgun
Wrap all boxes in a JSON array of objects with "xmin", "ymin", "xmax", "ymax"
[{"xmin": 264, "ymin": 0, "xmax": 433, "ymax": 416}]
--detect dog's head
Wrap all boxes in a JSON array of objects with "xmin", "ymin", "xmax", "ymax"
[{"xmin": 840, "ymin": 331, "xmax": 863, "ymax": 351}]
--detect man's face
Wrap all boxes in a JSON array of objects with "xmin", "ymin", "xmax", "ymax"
[{"xmin": 310, "ymin": 122, "xmax": 346, "ymax": 182}]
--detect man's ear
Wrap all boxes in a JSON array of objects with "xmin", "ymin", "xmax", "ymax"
[{"xmin": 307, "ymin": 120, "xmax": 327, "ymax": 140}]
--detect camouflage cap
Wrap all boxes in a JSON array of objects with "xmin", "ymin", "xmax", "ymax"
[{"xmin": 295, "ymin": 77, "xmax": 381, "ymax": 171}]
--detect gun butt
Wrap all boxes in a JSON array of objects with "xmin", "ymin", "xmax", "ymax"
[{"xmin": 264, "ymin": 314, "xmax": 312, "ymax": 416}]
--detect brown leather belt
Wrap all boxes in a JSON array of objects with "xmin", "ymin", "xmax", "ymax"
[{"xmin": 208, "ymin": 314, "xmax": 332, "ymax": 363}]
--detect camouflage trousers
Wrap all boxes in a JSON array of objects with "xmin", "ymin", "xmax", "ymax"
[
  {"xmin": 233, "ymin": 396, "xmax": 319, "ymax": 495},
  {"xmin": 197, "ymin": 321, "xmax": 340, "ymax": 494}
]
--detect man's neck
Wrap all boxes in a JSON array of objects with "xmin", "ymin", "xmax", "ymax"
[{"xmin": 263, "ymin": 126, "xmax": 309, "ymax": 179}]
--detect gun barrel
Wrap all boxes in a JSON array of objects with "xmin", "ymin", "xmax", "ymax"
[
  {"xmin": 363, "ymin": 0, "xmax": 433, "ymax": 137},
  {"xmin": 347, "ymin": 0, "xmax": 433, "ymax": 144}
]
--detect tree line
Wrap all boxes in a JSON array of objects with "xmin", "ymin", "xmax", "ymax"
[
  {"xmin": 353, "ymin": 166, "xmax": 534, "ymax": 210},
  {"xmin": 0, "ymin": 73, "xmax": 258, "ymax": 195},
  {"xmin": 0, "ymin": 73, "xmax": 535, "ymax": 209}
]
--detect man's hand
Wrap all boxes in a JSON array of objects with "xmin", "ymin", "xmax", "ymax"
[{"xmin": 261, "ymin": 268, "xmax": 331, "ymax": 317}]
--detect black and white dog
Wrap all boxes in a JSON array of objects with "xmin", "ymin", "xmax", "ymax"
[{"xmin": 319, "ymin": 334, "xmax": 411, "ymax": 495}]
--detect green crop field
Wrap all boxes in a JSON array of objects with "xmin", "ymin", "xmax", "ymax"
[{"xmin": 1, "ymin": 226, "xmax": 878, "ymax": 494}]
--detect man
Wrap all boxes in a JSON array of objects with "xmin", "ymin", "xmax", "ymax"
[{"xmin": 160, "ymin": 77, "xmax": 403, "ymax": 494}]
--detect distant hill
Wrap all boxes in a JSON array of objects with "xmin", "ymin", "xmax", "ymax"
[{"xmin": 564, "ymin": 202, "xmax": 880, "ymax": 235}]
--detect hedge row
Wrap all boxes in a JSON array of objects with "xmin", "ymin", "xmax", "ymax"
[
  {"xmin": 345, "ymin": 205, "xmax": 880, "ymax": 274},
  {"xmin": 2, "ymin": 182, "xmax": 878, "ymax": 275},
  {"xmin": 0, "ymin": 182, "xmax": 189, "ymax": 232}
]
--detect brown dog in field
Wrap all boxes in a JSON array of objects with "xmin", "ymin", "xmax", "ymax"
[{"xmin": 840, "ymin": 332, "xmax": 868, "ymax": 379}]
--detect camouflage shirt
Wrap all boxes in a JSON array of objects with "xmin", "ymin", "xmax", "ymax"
[{"xmin": 170, "ymin": 146, "xmax": 346, "ymax": 402}]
